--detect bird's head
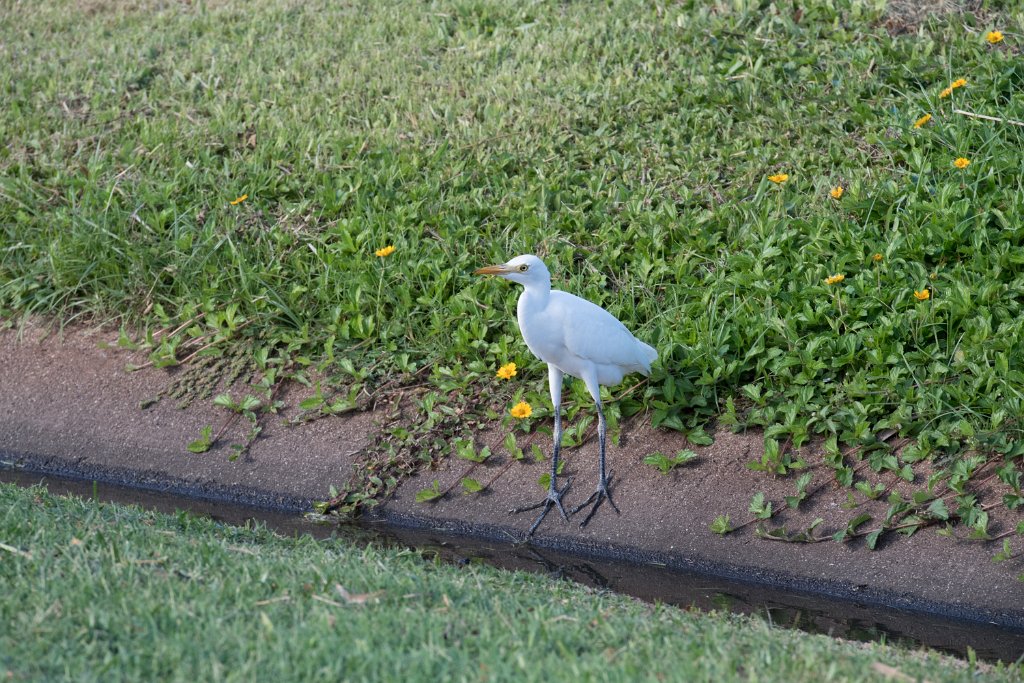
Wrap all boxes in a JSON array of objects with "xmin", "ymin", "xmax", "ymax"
[{"xmin": 473, "ymin": 254, "xmax": 550, "ymax": 288}]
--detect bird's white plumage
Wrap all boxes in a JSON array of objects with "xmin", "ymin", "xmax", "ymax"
[{"xmin": 503, "ymin": 255, "xmax": 657, "ymax": 387}]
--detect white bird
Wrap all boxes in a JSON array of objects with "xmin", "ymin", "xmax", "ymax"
[{"xmin": 474, "ymin": 254, "xmax": 658, "ymax": 535}]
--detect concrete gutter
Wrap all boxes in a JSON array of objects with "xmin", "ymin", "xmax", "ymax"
[{"xmin": 2, "ymin": 322, "xmax": 1023, "ymax": 657}]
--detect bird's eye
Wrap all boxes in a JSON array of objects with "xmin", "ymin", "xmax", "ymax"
[{"xmin": 518, "ymin": 264, "xmax": 529, "ymax": 272}]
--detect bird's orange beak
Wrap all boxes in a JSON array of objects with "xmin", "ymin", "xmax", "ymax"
[{"xmin": 473, "ymin": 264, "xmax": 512, "ymax": 276}]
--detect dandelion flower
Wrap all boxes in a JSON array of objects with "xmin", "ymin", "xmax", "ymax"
[
  {"xmin": 375, "ymin": 245, "xmax": 396, "ymax": 258},
  {"xmin": 939, "ymin": 87, "xmax": 953, "ymax": 99},
  {"xmin": 510, "ymin": 401, "xmax": 532, "ymax": 419},
  {"xmin": 914, "ymin": 114, "xmax": 932, "ymax": 129},
  {"xmin": 496, "ymin": 362, "xmax": 517, "ymax": 380},
  {"xmin": 768, "ymin": 173, "xmax": 789, "ymax": 184},
  {"xmin": 230, "ymin": 194, "xmax": 248, "ymax": 205},
  {"xmin": 872, "ymin": 253, "xmax": 883, "ymax": 262},
  {"xmin": 987, "ymin": 31, "xmax": 1004, "ymax": 44},
  {"xmin": 914, "ymin": 289, "xmax": 930, "ymax": 301},
  {"xmin": 825, "ymin": 274, "xmax": 845, "ymax": 286},
  {"xmin": 950, "ymin": 78, "xmax": 968, "ymax": 89},
  {"xmin": 830, "ymin": 186, "xmax": 844, "ymax": 199},
  {"xmin": 953, "ymin": 157, "xmax": 970, "ymax": 169}
]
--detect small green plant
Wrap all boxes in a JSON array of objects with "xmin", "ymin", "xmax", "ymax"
[
  {"xmin": 186, "ymin": 425, "xmax": 213, "ymax": 454},
  {"xmin": 503, "ymin": 432, "xmax": 525, "ymax": 461},
  {"xmin": 785, "ymin": 473, "xmax": 814, "ymax": 509},
  {"xmin": 454, "ymin": 438, "xmax": 491, "ymax": 464},
  {"xmin": 686, "ymin": 426, "xmax": 714, "ymax": 446},
  {"xmin": 537, "ymin": 462, "xmax": 566, "ymax": 490},
  {"xmin": 992, "ymin": 529, "xmax": 1024, "ymax": 563},
  {"xmin": 854, "ymin": 481, "xmax": 886, "ymax": 500},
  {"xmin": 832, "ymin": 513, "xmax": 873, "ymax": 543},
  {"xmin": 214, "ymin": 393, "xmax": 262, "ymax": 415},
  {"xmin": 211, "ymin": 393, "xmax": 265, "ymax": 461},
  {"xmin": 710, "ymin": 515, "xmax": 732, "ymax": 536},
  {"xmin": 461, "ymin": 478, "xmax": 483, "ymax": 494},
  {"xmin": 748, "ymin": 493, "xmax": 773, "ymax": 520},
  {"xmin": 298, "ymin": 382, "xmax": 326, "ymax": 411},
  {"xmin": 415, "ymin": 480, "xmax": 443, "ymax": 503},
  {"xmin": 558, "ymin": 416, "xmax": 593, "ymax": 448},
  {"xmin": 643, "ymin": 450, "xmax": 698, "ymax": 475}
]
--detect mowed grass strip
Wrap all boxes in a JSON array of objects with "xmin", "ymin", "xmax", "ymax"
[
  {"xmin": 0, "ymin": 482, "xmax": 1013, "ymax": 682},
  {"xmin": 2, "ymin": 2, "xmax": 1024, "ymax": 467}
]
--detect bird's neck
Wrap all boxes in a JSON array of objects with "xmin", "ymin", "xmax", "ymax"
[{"xmin": 517, "ymin": 281, "xmax": 551, "ymax": 318}]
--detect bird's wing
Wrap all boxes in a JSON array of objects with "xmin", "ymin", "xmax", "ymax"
[{"xmin": 549, "ymin": 291, "xmax": 651, "ymax": 370}]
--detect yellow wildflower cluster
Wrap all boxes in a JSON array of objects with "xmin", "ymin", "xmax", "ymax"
[
  {"xmin": 913, "ymin": 114, "xmax": 932, "ymax": 129},
  {"xmin": 872, "ymin": 253, "xmax": 883, "ymax": 262},
  {"xmin": 825, "ymin": 274, "xmax": 845, "ymax": 286},
  {"xmin": 496, "ymin": 362, "xmax": 517, "ymax": 380},
  {"xmin": 375, "ymin": 245, "xmax": 396, "ymax": 258},
  {"xmin": 953, "ymin": 157, "xmax": 971, "ymax": 169},
  {"xmin": 914, "ymin": 289, "xmax": 931, "ymax": 301},
  {"xmin": 987, "ymin": 31, "xmax": 1004, "ymax": 44},
  {"xmin": 830, "ymin": 186, "xmax": 844, "ymax": 199},
  {"xmin": 510, "ymin": 401, "xmax": 532, "ymax": 419},
  {"xmin": 768, "ymin": 173, "xmax": 789, "ymax": 184},
  {"xmin": 230, "ymin": 194, "xmax": 248, "ymax": 205}
]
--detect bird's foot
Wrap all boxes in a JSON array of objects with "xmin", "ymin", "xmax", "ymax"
[
  {"xmin": 509, "ymin": 478, "xmax": 572, "ymax": 537},
  {"xmin": 570, "ymin": 473, "xmax": 619, "ymax": 529}
]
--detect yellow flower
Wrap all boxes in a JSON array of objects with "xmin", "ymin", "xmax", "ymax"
[
  {"xmin": 230, "ymin": 194, "xmax": 248, "ymax": 205},
  {"xmin": 830, "ymin": 186, "xmax": 844, "ymax": 199},
  {"xmin": 940, "ymin": 79, "xmax": 968, "ymax": 97},
  {"xmin": 913, "ymin": 114, "xmax": 932, "ymax": 129},
  {"xmin": 768, "ymin": 173, "xmax": 789, "ymax": 184},
  {"xmin": 496, "ymin": 362, "xmax": 517, "ymax": 380},
  {"xmin": 510, "ymin": 401, "xmax": 532, "ymax": 419},
  {"xmin": 914, "ymin": 289, "xmax": 930, "ymax": 301},
  {"xmin": 953, "ymin": 157, "xmax": 970, "ymax": 169},
  {"xmin": 872, "ymin": 253, "xmax": 883, "ymax": 262},
  {"xmin": 987, "ymin": 31, "xmax": 1004, "ymax": 44},
  {"xmin": 374, "ymin": 245, "xmax": 396, "ymax": 257},
  {"xmin": 825, "ymin": 274, "xmax": 845, "ymax": 286}
]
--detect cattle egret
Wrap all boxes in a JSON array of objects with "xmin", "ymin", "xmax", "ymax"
[{"xmin": 474, "ymin": 255, "xmax": 658, "ymax": 534}]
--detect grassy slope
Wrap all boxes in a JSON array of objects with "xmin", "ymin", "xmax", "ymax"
[
  {"xmin": 4, "ymin": 0, "xmax": 1024, "ymax": 451},
  {"xmin": 1, "ymin": 482, "xmax": 1015, "ymax": 682}
]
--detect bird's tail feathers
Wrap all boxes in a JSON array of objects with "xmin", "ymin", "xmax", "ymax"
[{"xmin": 637, "ymin": 340, "xmax": 658, "ymax": 374}]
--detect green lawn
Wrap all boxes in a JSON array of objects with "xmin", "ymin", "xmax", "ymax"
[
  {"xmin": 1, "ymin": 482, "xmax": 1016, "ymax": 682},
  {"xmin": 2, "ymin": 0, "xmax": 1024, "ymax": 567}
]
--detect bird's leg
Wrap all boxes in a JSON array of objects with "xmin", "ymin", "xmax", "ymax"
[
  {"xmin": 571, "ymin": 395, "xmax": 620, "ymax": 529},
  {"xmin": 509, "ymin": 367, "xmax": 570, "ymax": 536}
]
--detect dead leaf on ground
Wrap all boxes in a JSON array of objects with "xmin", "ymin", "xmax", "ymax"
[
  {"xmin": 0, "ymin": 542, "xmax": 32, "ymax": 559},
  {"xmin": 335, "ymin": 583, "xmax": 385, "ymax": 605},
  {"xmin": 871, "ymin": 662, "xmax": 933, "ymax": 683}
]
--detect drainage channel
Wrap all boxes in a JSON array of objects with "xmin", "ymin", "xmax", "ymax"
[{"xmin": 3, "ymin": 466, "xmax": 1023, "ymax": 664}]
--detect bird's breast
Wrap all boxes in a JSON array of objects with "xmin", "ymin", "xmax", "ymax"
[{"xmin": 517, "ymin": 309, "xmax": 564, "ymax": 365}]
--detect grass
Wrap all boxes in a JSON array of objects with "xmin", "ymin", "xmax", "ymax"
[
  {"xmin": 2, "ymin": 481, "xmax": 1019, "ymax": 682},
  {"xmin": 3, "ymin": 2, "xmax": 1024, "ymax": 537}
]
